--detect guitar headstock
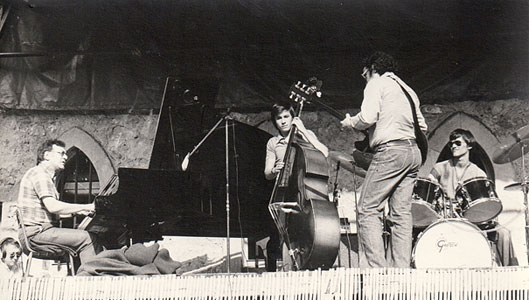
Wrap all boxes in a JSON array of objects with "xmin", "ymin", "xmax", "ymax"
[{"xmin": 289, "ymin": 77, "xmax": 323, "ymax": 104}]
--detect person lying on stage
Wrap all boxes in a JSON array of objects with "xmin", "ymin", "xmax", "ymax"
[
  {"xmin": 17, "ymin": 139, "xmax": 103, "ymax": 267},
  {"xmin": 264, "ymin": 103, "xmax": 329, "ymax": 271},
  {"xmin": 428, "ymin": 129, "xmax": 518, "ymax": 266},
  {"xmin": 264, "ymin": 103, "xmax": 329, "ymax": 180},
  {"xmin": 0, "ymin": 237, "xmax": 23, "ymax": 278}
]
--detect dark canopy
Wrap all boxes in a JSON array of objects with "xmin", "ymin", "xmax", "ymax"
[{"xmin": 0, "ymin": 0, "xmax": 527, "ymax": 111}]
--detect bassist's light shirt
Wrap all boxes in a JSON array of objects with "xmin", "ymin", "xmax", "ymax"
[
  {"xmin": 346, "ymin": 72, "xmax": 427, "ymax": 149},
  {"xmin": 265, "ymin": 130, "xmax": 317, "ymax": 180}
]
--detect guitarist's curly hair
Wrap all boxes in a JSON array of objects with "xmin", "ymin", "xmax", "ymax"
[{"xmin": 363, "ymin": 51, "xmax": 398, "ymax": 74}]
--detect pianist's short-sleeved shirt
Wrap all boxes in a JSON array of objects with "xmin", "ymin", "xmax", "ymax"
[{"xmin": 17, "ymin": 164, "xmax": 59, "ymax": 226}]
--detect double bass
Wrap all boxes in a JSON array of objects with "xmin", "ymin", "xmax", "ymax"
[{"xmin": 268, "ymin": 79, "xmax": 340, "ymax": 270}]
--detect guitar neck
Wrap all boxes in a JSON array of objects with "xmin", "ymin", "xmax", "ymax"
[{"xmin": 309, "ymin": 96, "xmax": 345, "ymax": 121}]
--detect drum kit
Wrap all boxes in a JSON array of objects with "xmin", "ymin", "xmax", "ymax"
[
  {"xmin": 329, "ymin": 124, "xmax": 529, "ymax": 268},
  {"xmin": 411, "ymin": 177, "xmax": 503, "ymax": 227},
  {"xmin": 412, "ymin": 124, "xmax": 529, "ymax": 268},
  {"xmin": 410, "ymin": 177, "xmax": 501, "ymax": 268}
]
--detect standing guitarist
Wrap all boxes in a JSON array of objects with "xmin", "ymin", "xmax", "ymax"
[{"xmin": 341, "ymin": 51, "xmax": 427, "ymax": 268}]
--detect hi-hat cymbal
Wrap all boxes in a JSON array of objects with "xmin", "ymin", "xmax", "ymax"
[
  {"xmin": 328, "ymin": 150, "xmax": 367, "ymax": 177},
  {"xmin": 504, "ymin": 182, "xmax": 529, "ymax": 192},
  {"xmin": 492, "ymin": 138, "xmax": 529, "ymax": 164}
]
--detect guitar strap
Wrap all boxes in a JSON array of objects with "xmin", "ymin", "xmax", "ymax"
[{"xmin": 390, "ymin": 77, "xmax": 428, "ymax": 164}]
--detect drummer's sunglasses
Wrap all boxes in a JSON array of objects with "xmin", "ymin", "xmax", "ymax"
[{"xmin": 448, "ymin": 140, "xmax": 463, "ymax": 147}]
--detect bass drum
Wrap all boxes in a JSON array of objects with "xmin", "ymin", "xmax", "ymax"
[{"xmin": 412, "ymin": 219, "xmax": 493, "ymax": 268}]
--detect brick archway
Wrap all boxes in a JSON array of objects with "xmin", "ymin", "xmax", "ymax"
[{"xmin": 59, "ymin": 127, "xmax": 115, "ymax": 186}]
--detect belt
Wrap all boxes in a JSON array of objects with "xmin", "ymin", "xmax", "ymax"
[{"xmin": 374, "ymin": 139, "xmax": 416, "ymax": 151}]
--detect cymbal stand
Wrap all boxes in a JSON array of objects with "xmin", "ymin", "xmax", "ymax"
[
  {"xmin": 520, "ymin": 143, "xmax": 529, "ymax": 263},
  {"xmin": 331, "ymin": 162, "xmax": 343, "ymax": 267},
  {"xmin": 352, "ymin": 164, "xmax": 363, "ymax": 268},
  {"xmin": 449, "ymin": 196, "xmax": 461, "ymax": 219},
  {"xmin": 332, "ymin": 162, "xmax": 355, "ymax": 268},
  {"xmin": 439, "ymin": 190, "xmax": 449, "ymax": 219}
]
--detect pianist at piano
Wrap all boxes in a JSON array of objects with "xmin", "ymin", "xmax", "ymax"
[{"xmin": 16, "ymin": 139, "xmax": 103, "ymax": 265}]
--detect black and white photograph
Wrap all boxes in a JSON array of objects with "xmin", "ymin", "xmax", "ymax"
[{"xmin": 0, "ymin": 0, "xmax": 527, "ymax": 298}]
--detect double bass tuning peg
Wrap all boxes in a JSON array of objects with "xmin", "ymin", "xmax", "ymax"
[
  {"xmin": 289, "ymin": 93, "xmax": 304, "ymax": 103},
  {"xmin": 295, "ymin": 81, "xmax": 302, "ymax": 89}
]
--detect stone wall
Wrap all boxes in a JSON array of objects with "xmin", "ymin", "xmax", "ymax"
[
  {"xmin": 236, "ymin": 98, "xmax": 529, "ymax": 192},
  {"xmin": 0, "ymin": 110, "xmax": 159, "ymax": 203},
  {"xmin": 2, "ymin": 98, "xmax": 527, "ymax": 203},
  {"xmin": 1, "ymin": 97, "xmax": 528, "ymax": 263}
]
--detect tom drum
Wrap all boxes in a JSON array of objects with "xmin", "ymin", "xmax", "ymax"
[
  {"xmin": 411, "ymin": 178, "xmax": 443, "ymax": 228},
  {"xmin": 455, "ymin": 177, "xmax": 503, "ymax": 224}
]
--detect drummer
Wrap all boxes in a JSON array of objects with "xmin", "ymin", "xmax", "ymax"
[{"xmin": 428, "ymin": 128, "xmax": 518, "ymax": 266}]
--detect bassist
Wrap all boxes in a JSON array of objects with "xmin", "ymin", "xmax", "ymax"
[
  {"xmin": 264, "ymin": 103, "xmax": 329, "ymax": 271},
  {"xmin": 265, "ymin": 104, "xmax": 328, "ymax": 180}
]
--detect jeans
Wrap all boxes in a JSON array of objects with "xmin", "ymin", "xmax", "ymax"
[
  {"xmin": 357, "ymin": 140, "xmax": 421, "ymax": 268},
  {"xmin": 481, "ymin": 223, "xmax": 519, "ymax": 266},
  {"xmin": 28, "ymin": 226, "xmax": 102, "ymax": 264}
]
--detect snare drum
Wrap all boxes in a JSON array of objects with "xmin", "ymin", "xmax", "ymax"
[
  {"xmin": 411, "ymin": 178, "xmax": 443, "ymax": 228},
  {"xmin": 456, "ymin": 177, "xmax": 503, "ymax": 224},
  {"xmin": 412, "ymin": 218, "xmax": 493, "ymax": 268}
]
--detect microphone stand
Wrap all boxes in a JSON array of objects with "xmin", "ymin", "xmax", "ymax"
[
  {"xmin": 224, "ymin": 114, "xmax": 232, "ymax": 274},
  {"xmin": 181, "ymin": 110, "xmax": 233, "ymax": 274},
  {"xmin": 520, "ymin": 142, "xmax": 529, "ymax": 263}
]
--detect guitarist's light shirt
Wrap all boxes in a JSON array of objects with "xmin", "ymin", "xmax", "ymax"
[{"xmin": 349, "ymin": 72, "xmax": 427, "ymax": 149}]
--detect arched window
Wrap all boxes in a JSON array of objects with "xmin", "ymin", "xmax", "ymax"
[
  {"xmin": 56, "ymin": 127, "xmax": 116, "ymax": 229},
  {"xmin": 57, "ymin": 147, "xmax": 99, "ymax": 228}
]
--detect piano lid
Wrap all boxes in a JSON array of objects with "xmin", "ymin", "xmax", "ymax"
[{"xmin": 93, "ymin": 78, "xmax": 275, "ymax": 240}]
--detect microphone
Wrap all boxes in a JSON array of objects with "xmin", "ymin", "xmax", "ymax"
[{"xmin": 181, "ymin": 152, "xmax": 191, "ymax": 171}]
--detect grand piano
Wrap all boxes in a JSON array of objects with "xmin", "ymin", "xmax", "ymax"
[{"xmin": 83, "ymin": 79, "xmax": 275, "ymax": 254}]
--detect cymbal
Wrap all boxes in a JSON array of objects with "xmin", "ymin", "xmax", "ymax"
[
  {"xmin": 504, "ymin": 182, "xmax": 529, "ymax": 192},
  {"xmin": 514, "ymin": 124, "xmax": 529, "ymax": 141},
  {"xmin": 329, "ymin": 150, "xmax": 354, "ymax": 164},
  {"xmin": 328, "ymin": 150, "xmax": 367, "ymax": 177},
  {"xmin": 492, "ymin": 138, "xmax": 529, "ymax": 164}
]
